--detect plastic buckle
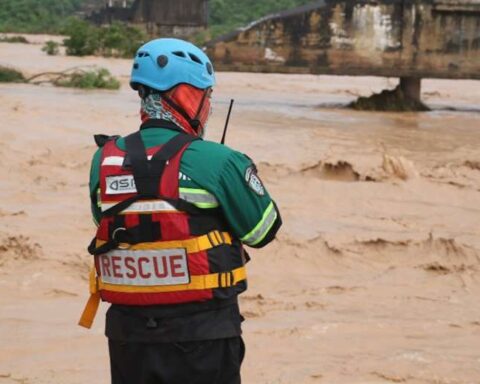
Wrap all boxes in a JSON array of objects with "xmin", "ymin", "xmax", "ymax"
[
  {"xmin": 206, "ymin": 231, "xmax": 216, "ymax": 247},
  {"xmin": 218, "ymin": 271, "xmax": 234, "ymax": 288},
  {"xmin": 217, "ymin": 231, "xmax": 226, "ymax": 244}
]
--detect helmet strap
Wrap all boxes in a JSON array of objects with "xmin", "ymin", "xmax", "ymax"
[
  {"xmin": 189, "ymin": 88, "xmax": 210, "ymax": 134},
  {"xmin": 137, "ymin": 85, "xmax": 151, "ymax": 99},
  {"xmin": 161, "ymin": 89, "xmax": 210, "ymax": 135}
]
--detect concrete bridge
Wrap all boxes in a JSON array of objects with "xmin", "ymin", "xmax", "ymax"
[{"xmin": 205, "ymin": 0, "xmax": 480, "ymax": 101}]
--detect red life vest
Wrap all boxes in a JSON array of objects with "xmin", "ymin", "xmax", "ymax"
[{"xmin": 79, "ymin": 123, "xmax": 247, "ymax": 328}]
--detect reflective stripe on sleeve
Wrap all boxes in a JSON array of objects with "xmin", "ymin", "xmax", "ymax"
[
  {"xmin": 96, "ymin": 188, "xmax": 102, "ymax": 208},
  {"xmin": 241, "ymin": 202, "xmax": 277, "ymax": 246},
  {"xmin": 179, "ymin": 188, "xmax": 219, "ymax": 209}
]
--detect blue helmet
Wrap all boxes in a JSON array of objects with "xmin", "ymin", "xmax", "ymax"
[{"xmin": 130, "ymin": 38, "xmax": 215, "ymax": 92}]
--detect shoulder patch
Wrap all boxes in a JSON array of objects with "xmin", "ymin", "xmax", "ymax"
[{"xmin": 245, "ymin": 166, "xmax": 265, "ymax": 196}]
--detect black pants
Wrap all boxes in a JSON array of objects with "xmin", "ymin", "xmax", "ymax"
[{"xmin": 109, "ymin": 337, "xmax": 245, "ymax": 384}]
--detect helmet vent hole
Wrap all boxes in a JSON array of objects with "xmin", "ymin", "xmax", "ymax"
[
  {"xmin": 206, "ymin": 62, "xmax": 213, "ymax": 75},
  {"xmin": 172, "ymin": 51, "xmax": 186, "ymax": 58},
  {"xmin": 188, "ymin": 53, "xmax": 202, "ymax": 64},
  {"xmin": 157, "ymin": 55, "xmax": 168, "ymax": 68},
  {"xmin": 137, "ymin": 52, "xmax": 149, "ymax": 58}
]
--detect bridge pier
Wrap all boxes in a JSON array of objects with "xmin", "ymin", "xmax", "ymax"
[
  {"xmin": 399, "ymin": 77, "xmax": 421, "ymax": 102},
  {"xmin": 349, "ymin": 76, "xmax": 428, "ymax": 111}
]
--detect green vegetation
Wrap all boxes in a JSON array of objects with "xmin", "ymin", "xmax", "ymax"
[
  {"xmin": 62, "ymin": 18, "xmax": 99, "ymax": 56},
  {"xmin": 63, "ymin": 19, "xmax": 146, "ymax": 58},
  {"xmin": 0, "ymin": 65, "xmax": 120, "ymax": 90},
  {"xmin": 0, "ymin": 35, "xmax": 29, "ymax": 43},
  {"xmin": 0, "ymin": 0, "xmax": 83, "ymax": 33},
  {"xmin": 100, "ymin": 22, "xmax": 145, "ymax": 57},
  {"xmin": 55, "ymin": 68, "xmax": 120, "ymax": 90},
  {"xmin": 0, "ymin": 66, "xmax": 26, "ymax": 83},
  {"xmin": 0, "ymin": 0, "xmax": 313, "ymax": 38},
  {"xmin": 42, "ymin": 40, "xmax": 60, "ymax": 55},
  {"xmin": 0, "ymin": 0, "xmax": 315, "ymax": 55},
  {"xmin": 209, "ymin": 0, "xmax": 314, "ymax": 37}
]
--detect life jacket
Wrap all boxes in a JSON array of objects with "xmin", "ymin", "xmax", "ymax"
[{"xmin": 79, "ymin": 120, "xmax": 247, "ymax": 329}]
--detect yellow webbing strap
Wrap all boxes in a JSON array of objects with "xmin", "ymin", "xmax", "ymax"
[
  {"xmin": 95, "ymin": 230, "xmax": 232, "ymax": 253},
  {"xmin": 98, "ymin": 266, "xmax": 247, "ymax": 293},
  {"xmin": 78, "ymin": 267, "xmax": 100, "ymax": 329},
  {"xmin": 78, "ymin": 292, "xmax": 101, "ymax": 329},
  {"xmin": 78, "ymin": 231, "xmax": 239, "ymax": 329},
  {"xmin": 78, "ymin": 266, "xmax": 247, "ymax": 329}
]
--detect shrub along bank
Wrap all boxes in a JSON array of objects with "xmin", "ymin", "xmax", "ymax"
[
  {"xmin": 0, "ymin": 65, "xmax": 120, "ymax": 90},
  {"xmin": 62, "ymin": 19, "xmax": 146, "ymax": 58}
]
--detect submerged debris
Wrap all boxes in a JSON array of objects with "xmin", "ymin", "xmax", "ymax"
[
  {"xmin": 0, "ymin": 65, "xmax": 120, "ymax": 90},
  {"xmin": 349, "ymin": 85, "xmax": 430, "ymax": 112}
]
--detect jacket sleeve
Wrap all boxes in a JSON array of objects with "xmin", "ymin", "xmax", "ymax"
[
  {"xmin": 215, "ymin": 151, "xmax": 282, "ymax": 248},
  {"xmin": 89, "ymin": 148, "xmax": 103, "ymax": 227}
]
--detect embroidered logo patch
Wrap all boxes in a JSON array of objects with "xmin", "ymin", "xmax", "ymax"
[
  {"xmin": 245, "ymin": 166, "xmax": 265, "ymax": 196},
  {"xmin": 106, "ymin": 175, "xmax": 137, "ymax": 195}
]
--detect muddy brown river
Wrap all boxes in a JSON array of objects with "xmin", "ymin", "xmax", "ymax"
[{"xmin": 0, "ymin": 36, "xmax": 479, "ymax": 384}]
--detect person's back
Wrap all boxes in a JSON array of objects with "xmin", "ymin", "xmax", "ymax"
[{"xmin": 79, "ymin": 38, "xmax": 281, "ymax": 384}]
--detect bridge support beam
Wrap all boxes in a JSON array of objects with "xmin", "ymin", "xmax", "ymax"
[
  {"xmin": 349, "ymin": 76, "xmax": 428, "ymax": 111},
  {"xmin": 399, "ymin": 77, "xmax": 421, "ymax": 101}
]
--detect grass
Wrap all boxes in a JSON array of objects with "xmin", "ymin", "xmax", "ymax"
[
  {"xmin": 54, "ymin": 68, "xmax": 120, "ymax": 90},
  {"xmin": 42, "ymin": 40, "xmax": 60, "ymax": 56},
  {"xmin": 0, "ymin": 35, "xmax": 29, "ymax": 43},
  {"xmin": 0, "ymin": 66, "xmax": 25, "ymax": 83}
]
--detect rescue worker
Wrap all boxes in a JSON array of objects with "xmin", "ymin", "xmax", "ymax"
[{"xmin": 79, "ymin": 38, "xmax": 282, "ymax": 384}]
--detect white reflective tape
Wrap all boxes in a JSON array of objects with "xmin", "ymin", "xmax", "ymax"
[
  {"xmin": 102, "ymin": 157, "xmax": 191, "ymax": 181},
  {"xmin": 101, "ymin": 200, "xmax": 178, "ymax": 213},
  {"xmin": 98, "ymin": 249, "xmax": 190, "ymax": 286},
  {"xmin": 102, "ymin": 156, "xmax": 126, "ymax": 166},
  {"xmin": 102, "ymin": 155, "xmax": 154, "ymax": 166}
]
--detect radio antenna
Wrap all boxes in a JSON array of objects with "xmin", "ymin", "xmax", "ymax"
[{"xmin": 221, "ymin": 99, "xmax": 235, "ymax": 145}]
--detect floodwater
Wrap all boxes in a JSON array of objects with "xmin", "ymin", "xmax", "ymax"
[{"xmin": 0, "ymin": 36, "xmax": 479, "ymax": 384}]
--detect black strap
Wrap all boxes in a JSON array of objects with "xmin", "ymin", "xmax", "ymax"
[
  {"xmin": 124, "ymin": 131, "xmax": 153, "ymax": 195},
  {"xmin": 124, "ymin": 131, "xmax": 198, "ymax": 196},
  {"xmin": 88, "ymin": 224, "xmax": 150, "ymax": 255},
  {"xmin": 190, "ymin": 88, "xmax": 210, "ymax": 130},
  {"xmin": 101, "ymin": 194, "xmax": 205, "ymax": 220},
  {"xmin": 153, "ymin": 133, "xmax": 198, "ymax": 161},
  {"xmin": 94, "ymin": 134, "xmax": 120, "ymax": 148}
]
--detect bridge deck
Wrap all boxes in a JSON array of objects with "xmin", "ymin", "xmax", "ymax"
[{"xmin": 206, "ymin": 0, "xmax": 480, "ymax": 80}]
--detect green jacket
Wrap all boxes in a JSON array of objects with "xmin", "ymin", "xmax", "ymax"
[{"xmin": 89, "ymin": 126, "xmax": 281, "ymax": 247}]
